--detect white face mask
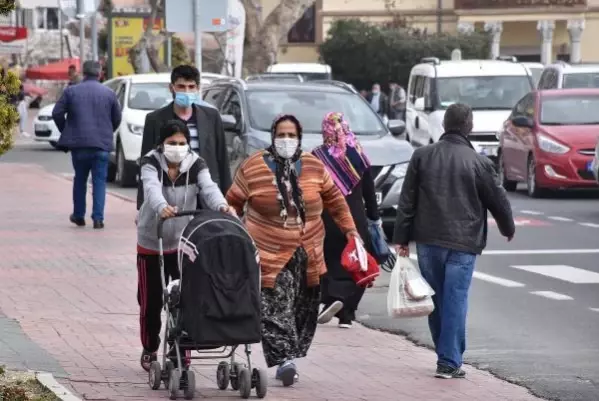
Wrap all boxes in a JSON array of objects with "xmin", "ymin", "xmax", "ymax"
[
  {"xmin": 274, "ymin": 138, "xmax": 299, "ymax": 159},
  {"xmin": 163, "ymin": 144, "xmax": 189, "ymax": 164}
]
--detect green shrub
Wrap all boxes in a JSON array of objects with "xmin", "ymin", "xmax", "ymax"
[{"xmin": 319, "ymin": 19, "xmax": 491, "ymax": 90}]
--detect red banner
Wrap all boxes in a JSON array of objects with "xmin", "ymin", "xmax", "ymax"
[{"xmin": 0, "ymin": 26, "xmax": 28, "ymax": 42}]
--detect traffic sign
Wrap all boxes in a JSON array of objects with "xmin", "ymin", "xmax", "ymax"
[{"xmin": 165, "ymin": 0, "xmax": 229, "ymax": 33}]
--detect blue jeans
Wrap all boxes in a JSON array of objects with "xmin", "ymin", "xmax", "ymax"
[
  {"xmin": 71, "ymin": 148, "xmax": 109, "ymax": 221},
  {"xmin": 416, "ymin": 243, "xmax": 476, "ymax": 369}
]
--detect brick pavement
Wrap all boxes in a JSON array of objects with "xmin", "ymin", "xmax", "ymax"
[{"xmin": 0, "ymin": 163, "xmax": 544, "ymax": 401}]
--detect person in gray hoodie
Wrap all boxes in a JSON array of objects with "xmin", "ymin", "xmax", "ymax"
[{"xmin": 137, "ymin": 119, "xmax": 236, "ymax": 372}]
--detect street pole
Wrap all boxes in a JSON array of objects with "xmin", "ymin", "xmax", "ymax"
[
  {"xmin": 436, "ymin": 0, "xmax": 442, "ymax": 34},
  {"xmin": 91, "ymin": 12, "xmax": 98, "ymax": 61},
  {"xmin": 77, "ymin": 0, "xmax": 85, "ymax": 68},
  {"xmin": 58, "ymin": 0, "xmax": 64, "ymax": 60},
  {"xmin": 193, "ymin": 0, "xmax": 202, "ymax": 72},
  {"xmin": 166, "ymin": 34, "xmax": 172, "ymax": 68}
]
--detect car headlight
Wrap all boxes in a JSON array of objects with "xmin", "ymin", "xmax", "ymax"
[
  {"xmin": 389, "ymin": 162, "xmax": 409, "ymax": 180},
  {"xmin": 537, "ymin": 134, "xmax": 569, "ymax": 154},
  {"xmin": 127, "ymin": 123, "xmax": 144, "ymax": 135}
]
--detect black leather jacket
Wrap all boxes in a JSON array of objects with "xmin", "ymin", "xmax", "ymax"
[{"xmin": 392, "ymin": 132, "xmax": 515, "ymax": 254}]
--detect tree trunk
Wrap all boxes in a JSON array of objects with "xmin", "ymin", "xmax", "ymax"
[
  {"xmin": 128, "ymin": 0, "xmax": 165, "ymax": 74},
  {"xmin": 241, "ymin": 0, "xmax": 316, "ymax": 74}
]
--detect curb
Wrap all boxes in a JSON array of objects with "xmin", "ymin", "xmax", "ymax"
[{"xmin": 35, "ymin": 372, "xmax": 82, "ymax": 401}]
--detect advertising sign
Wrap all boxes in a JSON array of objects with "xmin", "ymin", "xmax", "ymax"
[
  {"xmin": 108, "ymin": 14, "xmax": 165, "ymax": 77},
  {"xmin": 0, "ymin": 26, "xmax": 28, "ymax": 42}
]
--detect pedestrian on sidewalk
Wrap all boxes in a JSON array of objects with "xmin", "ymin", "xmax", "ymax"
[
  {"xmin": 137, "ymin": 119, "xmax": 236, "ymax": 371},
  {"xmin": 312, "ymin": 112, "xmax": 381, "ymax": 329},
  {"xmin": 138, "ymin": 65, "xmax": 231, "ymax": 210},
  {"xmin": 392, "ymin": 103, "xmax": 515, "ymax": 379},
  {"xmin": 52, "ymin": 60, "xmax": 122, "ymax": 229},
  {"xmin": 226, "ymin": 114, "xmax": 359, "ymax": 387}
]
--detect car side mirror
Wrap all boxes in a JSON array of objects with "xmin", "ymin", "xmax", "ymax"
[
  {"xmin": 511, "ymin": 115, "xmax": 534, "ymax": 128},
  {"xmin": 388, "ymin": 119, "xmax": 406, "ymax": 136},
  {"xmin": 414, "ymin": 97, "xmax": 425, "ymax": 111},
  {"xmin": 221, "ymin": 114, "xmax": 239, "ymax": 132}
]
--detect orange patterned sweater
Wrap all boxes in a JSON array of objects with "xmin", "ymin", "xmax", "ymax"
[{"xmin": 226, "ymin": 151, "xmax": 357, "ymax": 288}]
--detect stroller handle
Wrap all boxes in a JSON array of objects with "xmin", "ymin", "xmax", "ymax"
[{"xmin": 157, "ymin": 210, "xmax": 205, "ymax": 239}]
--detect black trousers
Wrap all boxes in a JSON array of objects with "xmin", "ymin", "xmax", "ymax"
[{"xmin": 137, "ymin": 252, "xmax": 180, "ymax": 353}]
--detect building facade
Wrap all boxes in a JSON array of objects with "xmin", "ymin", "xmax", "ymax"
[{"xmin": 272, "ymin": 0, "xmax": 599, "ymax": 65}]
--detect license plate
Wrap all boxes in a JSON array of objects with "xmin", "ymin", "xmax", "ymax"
[
  {"xmin": 587, "ymin": 160, "xmax": 594, "ymax": 172},
  {"xmin": 34, "ymin": 123, "xmax": 49, "ymax": 132},
  {"xmin": 376, "ymin": 192, "xmax": 382, "ymax": 205}
]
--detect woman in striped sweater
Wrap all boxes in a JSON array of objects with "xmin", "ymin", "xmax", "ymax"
[{"xmin": 226, "ymin": 114, "xmax": 359, "ymax": 387}]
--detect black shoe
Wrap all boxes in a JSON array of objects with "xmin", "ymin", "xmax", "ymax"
[
  {"xmin": 93, "ymin": 220, "xmax": 104, "ymax": 229},
  {"xmin": 69, "ymin": 214, "xmax": 85, "ymax": 227},
  {"xmin": 140, "ymin": 349, "xmax": 157, "ymax": 372},
  {"xmin": 435, "ymin": 364, "xmax": 466, "ymax": 379}
]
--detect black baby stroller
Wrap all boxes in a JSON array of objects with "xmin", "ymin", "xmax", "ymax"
[{"xmin": 149, "ymin": 210, "xmax": 267, "ymax": 400}]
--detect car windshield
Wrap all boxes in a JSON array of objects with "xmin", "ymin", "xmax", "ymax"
[
  {"xmin": 269, "ymin": 72, "xmax": 330, "ymax": 81},
  {"xmin": 436, "ymin": 76, "xmax": 532, "ymax": 110},
  {"xmin": 528, "ymin": 68, "xmax": 543, "ymax": 87},
  {"xmin": 540, "ymin": 95, "xmax": 599, "ymax": 125},
  {"xmin": 128, "ymin": 83, "xmax": 171, "ymax": 110},
  {"xmin": 562, "ymin": 72, "xmax": 599, "ymax": 88},
  {"xmin": 246, "ymin": 90, "xmax": 386, "ymax": 135}
]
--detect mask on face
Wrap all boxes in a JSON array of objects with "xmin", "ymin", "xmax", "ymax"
[
  {"xmin": 274, "ymin": 138, "xmax": 299, "ymax": 159},
  {"xmin": 174, "ymin": 92, "xmax": 198, "ymax": 108},
  {"xmin": 163, "ymin": 144, "xmax": 190, "ymax": 164}
]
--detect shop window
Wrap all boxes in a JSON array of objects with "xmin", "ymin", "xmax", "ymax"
[
  {"xmin": 287, "ymin": 5, "xmax": 315, "ymax": 43},
  {"xmin": 36, "ymin": 7, "xmax": 60, "ymax": 31}
]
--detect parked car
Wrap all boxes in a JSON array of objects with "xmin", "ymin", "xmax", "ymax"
[
  {"xmin": 591, "ymin": 137, "xmax": 599, "ymax": 184},
  {"xmin": 33, "ymin": 103, "xmax": 61, "ymax": 148},
  {"xmin": 537, "ymin": 61, "xmax": 599, "ymax": 89},
  {"xmin": 497, "ymin": 88, "xmax": 599, "ymax": 197},
  {"xmin": 266, "ymin": 63, "xmax": 332, "ymax": 80},
  {"xmin": 202, "ymin": 78, "xmax": 412, "ymax": 236},
  {"xmin": 246, "ymin": 73, "xmax": 304, "ymax": 82},
  {"xmin": 405, "ymin": 57, "xmax": 534, "ymax": 163}
]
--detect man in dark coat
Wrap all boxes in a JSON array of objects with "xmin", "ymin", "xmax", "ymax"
[
  {"xmin": 52, "ymin": 61, "xmax": 122, "ymax": 229},
  {"xmin": 137, "ymin": 65, "xmax": 231, "ymax": 209},
  {"xmin": 392, "ymin": 103, "xmax": 515, "ymax": 380}
]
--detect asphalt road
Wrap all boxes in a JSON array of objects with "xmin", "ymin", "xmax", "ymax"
[{"xmin": 4, "ymin": 134, "xmax": 599, "ymax": 401}]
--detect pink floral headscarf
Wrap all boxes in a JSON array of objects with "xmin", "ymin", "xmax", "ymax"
[{"xmin": 321, "ymin": 112, "xmax": 359, "ymax": 158}]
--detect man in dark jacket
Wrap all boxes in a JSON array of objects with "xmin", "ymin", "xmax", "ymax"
[
  {"xmin": 52, "ymin": 61, "xmax": 122, "ymax": 229},
  {"xmin": 137, "ymin": 64, "xmax": 231, "ymax": 209},
  {"xmin": 392, "ymin": 103, "xmax": 515, "ymax": 380}
]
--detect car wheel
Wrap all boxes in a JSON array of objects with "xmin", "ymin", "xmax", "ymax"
[
  {"xmin": 526, "ymin": 155, "xmax": 545, "ymax": 198},
  {"xmin": 115, "ymin": 142, "xmax": 137, "ymax": 187},
  {"xmin": 498, "ymin": 152, "xmax": 517, "ymax": 192}
]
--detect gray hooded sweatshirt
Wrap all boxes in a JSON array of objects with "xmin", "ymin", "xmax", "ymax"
[{"xmin": 137, "ymin": 149, "xmax": 228, "ymax": 252}]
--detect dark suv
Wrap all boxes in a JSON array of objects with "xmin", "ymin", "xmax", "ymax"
[{"xmin": 202, "ymin": 78, "xmax": 414, "ymax": 236}]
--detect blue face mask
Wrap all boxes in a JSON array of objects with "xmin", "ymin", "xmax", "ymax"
[{"xmin": 174, "ymin": 92, "xmax": 198, "ymax": 108}]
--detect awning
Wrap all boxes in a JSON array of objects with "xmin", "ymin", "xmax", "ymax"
[{"xmin": 25, "ymin": 58, "xmax": 80, "ymax": 81}]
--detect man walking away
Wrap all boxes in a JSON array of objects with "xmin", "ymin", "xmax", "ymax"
[
  {"xmin": 366, "ymin": 83, "xmax": 389, "ymax": 119},
  {"xmin": 392, "ymin": 103, "xmax": 515, "ymax": 379},
  {"xmin": 389, "ymin": 80, "xmax": 406, "ymax": 121},
  {"xmin": 138, "ymin": 64, "xmax": 232, "ymax": 209},
  {"xmin": 52, "ymin": 61, "xmax": 122, "ymax": 229}
]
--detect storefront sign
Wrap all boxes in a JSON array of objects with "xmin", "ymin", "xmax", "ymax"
[
  {"xmin": 108, "ymin": 14, "xmax": 165, "ymax": 77},
  {"xmin": 455, "ymin": 0, "xmax": 586, "ymax": 8},
  {"xmin": 0, "ymin": 26, "xmax": 27, "ymax": 42}
]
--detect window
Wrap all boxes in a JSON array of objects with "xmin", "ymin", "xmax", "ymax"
[
  {"xmin": 104, "ymin": 79, "xmax": 122, "ymax": 92},
  {"xmin": 513, "ymin": 93, "xmax": 534, "ymax": 118},
  {"xmin": 203, "ymin": 87, "xmax": 227, "ymax": 107},
  {"xmin": 435, "ymin": 76, "xmax": 532, "ymax": 110},
  {"xmin": 287, "ymin": 5, "xmax": 315, "ymax": 43},
  {"xmin": 220, "ymin": 90, "xmax": 243, "ymax": 130},
  {"xmin": 409, "ymin": 75, "xmax": 425, "ymax": 103},
  {"xmin": 128, "ymin": 82, "xmax": 171, "ymax": 110},
  {"xmin": 35, "ymin": 7, "xmax": 60, "ymax": 30},
  {"xmin": 562, "ymin": 72, "xmax": 599, "ymax": 89},
  {"xmin": 540, "ymin": 95, "xmax": 599, "ymax": 125},
  {"xmin": 116, "ymin": 85, "xmax": 126, "ymax": 110}
]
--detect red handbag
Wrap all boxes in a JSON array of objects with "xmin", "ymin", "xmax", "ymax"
[{"xmin": 341, "ymin": 237, "xmax": 380, "ymax": 288}]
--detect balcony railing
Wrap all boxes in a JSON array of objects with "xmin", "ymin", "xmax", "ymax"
[{"xmin": 454, "ymin": 0, "xmax": 587, "ymax": 9}]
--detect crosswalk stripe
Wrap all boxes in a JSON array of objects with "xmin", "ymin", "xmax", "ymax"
[
  {"xmin": 590, "ymin": 308, "xmax": 599, "ymax": 313},
  {"xmin": 472, "ymin": 272, "xmax": 525, "ymax": 288},
  {"xmin": 511, "ymin": 265, "xmax": 599, "ymax": 284},
  {"xmin": 579, "ymin": 222, "xmax": 599, "ymax": 228},
  {"xmin": 530, "ymin": 291, "xmax": 573, "ymax": 301}
]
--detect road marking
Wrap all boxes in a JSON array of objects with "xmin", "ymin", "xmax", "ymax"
[
  {"xmin": 530, "ymin": 291, "xmax": 573, "ymax": 301},
  {"xmin": 520, "ymin": 210, "xmax": 544, "ymax": 215},
  {"xmin": 483, "ymin": 249, "xmax": 599, "ymax": 255},
  {"xmin": 488, "ymin": 217, "xmax": 550, "ymax": 226},
  {"xmin": 511, "ymin": 265, "xmax": 599, "ymax": 284},
  {"xmin": 472, "ymin": 272, "xmax": 525, "ymax": 288},
  {"xmin": 547, "ymin": 216, "xmax": 573, "ymax": 222},
  {"xmin": 578, "ymin": 222, "xmax": 599, "ymax": 228},
  {"xmin": 590, "ymin": 308, "xmax": 599, "ymax": 313}
]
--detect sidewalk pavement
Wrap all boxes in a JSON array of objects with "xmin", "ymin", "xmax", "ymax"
[{"xmin": 0, "ymin": 163, "xmax": 543, "ymax": 401}]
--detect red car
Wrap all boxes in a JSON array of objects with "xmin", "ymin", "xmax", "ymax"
[{"xmin": 497, "ymin": 88, "xmax": 599, "ymax": 197}]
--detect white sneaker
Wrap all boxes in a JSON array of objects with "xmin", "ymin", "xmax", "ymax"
[
  {"xmin": 338, "ymin": 322, "xmax": 352, "ymax": 329},
  {"xmin": 317, "ymin": 300, "xmax": 343, "ymax": 324}
]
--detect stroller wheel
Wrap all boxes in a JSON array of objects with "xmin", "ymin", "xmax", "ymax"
[
  {"xmin": 238, "ymin": 368, "xmax": 251, "ymax": 399},
  {"xmin": 149, "ymin": 361, "xmax": 162, "ymax": 390},
  {"xmin": 164, "ymin": 360, "xmax": 175, "ymax": 388},
  {"xmin": 253, "ymin": 368, "xmax": 268, "ymax": 399},
  {"xmin": 183, "ymin": 370, "xmax": 196, "ymax": 400},
  {"xmin": 230, "ymin": 362, "xmax": 242, "ymax": 390},
  {"xmin": 216, "ymin": 361, "xmax": 230, "ymax": 390},
  {"xmin": 169, "ymin": 369, "xmax": 181, "ymax": 400}
]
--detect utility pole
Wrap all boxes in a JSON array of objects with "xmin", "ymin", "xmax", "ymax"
[
  {"xmin": 91, "ymin": 11, "xmax": 98, "ymax": 61},
  {"xmin": 193, "ymin": 0, "xmax": 202, "ymax": 72},
  {"xmin": 77, "ymin": 0, "xmax": 85, "ymax": 68}
]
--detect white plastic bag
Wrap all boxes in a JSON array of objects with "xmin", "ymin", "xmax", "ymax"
[{"xmin": 387, "ymin": 256, "xmax": 435, "ymax": 318}]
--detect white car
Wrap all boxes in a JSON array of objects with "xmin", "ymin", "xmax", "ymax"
[{"xmin": 33, "ymin": 103, "xmax": 61, "ymax": 148}]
